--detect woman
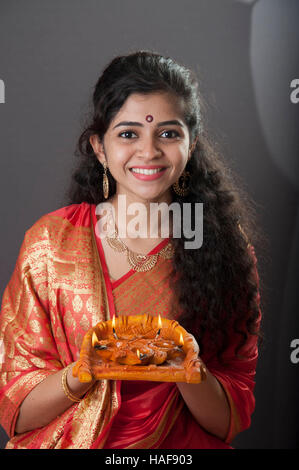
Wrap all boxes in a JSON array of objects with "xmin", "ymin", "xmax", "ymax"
[{"xmin": 0, "ymin": 51, "xmax": 262, "ymax": 449}]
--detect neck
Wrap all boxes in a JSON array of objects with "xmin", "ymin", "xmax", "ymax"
[{"xmin": 108, "ymin": 192, "xmax": 173, "ymax": 241}]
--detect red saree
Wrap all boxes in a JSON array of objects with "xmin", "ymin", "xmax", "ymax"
[{"xmin": 0, "ymin": 202, "xmax": 261, "ymax": 448}]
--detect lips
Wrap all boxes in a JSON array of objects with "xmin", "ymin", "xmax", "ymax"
[
  {"xmin": 129, "ymin": 165, "xmax": 167, "ymax": 170},
  {"xmin": 129, "ymin": 166, "xmax": 167, "ymax": 181}
]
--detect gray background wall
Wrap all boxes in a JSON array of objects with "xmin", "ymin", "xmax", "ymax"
[{"xmin": 0, "ymin": 0, "xmax": 298, "ymax": 449}]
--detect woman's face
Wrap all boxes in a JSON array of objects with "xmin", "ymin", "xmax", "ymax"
[{"xmin": 90, "ymin": 91, "xmax": 191, "ymax": 205}]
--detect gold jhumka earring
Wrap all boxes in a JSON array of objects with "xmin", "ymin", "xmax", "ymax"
[
  {"xmin": 172, "ymin": 145, "xmax": 195, "ymax": 197},
  {"xmin": 102, "ymin": 161, "xmax": 109, "ymax": 199},
  {"xmin": 172, "ymin": 169, "xmax": 191, "ymax": 197}
]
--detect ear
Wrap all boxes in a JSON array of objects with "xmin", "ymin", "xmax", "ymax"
[
  {"xmin": 188, "ymin": 136, "xmax": 199, "ymax": 160},
  {"xmin": 89, "ymin": 134, "xmax": 106, "ymax": 164},
  {"xmin": 190, "ymin": 136, "xmax": 199, "ymax": 153}
]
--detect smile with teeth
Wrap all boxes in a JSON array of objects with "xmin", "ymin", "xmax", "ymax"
[{"xmin": 130, "ymin": 168, "xmax": 165, "ymax": 175}]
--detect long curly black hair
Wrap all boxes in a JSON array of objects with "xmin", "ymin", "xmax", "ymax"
[{"xmin": 67, "ymin": 51, "xmax": 265, "ymax": 363}]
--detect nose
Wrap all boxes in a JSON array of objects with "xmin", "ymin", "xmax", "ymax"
[{"xmin": 137, "ymin": 135, "xmax": 162, "ymax": 161}]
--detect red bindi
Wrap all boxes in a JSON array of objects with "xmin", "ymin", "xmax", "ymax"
[{"xmin": 145, "ymin": 115, "xmax": 154, "ymax": 122}]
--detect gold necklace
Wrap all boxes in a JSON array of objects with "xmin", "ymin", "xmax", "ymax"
[{"xmin": 105, "ymin": 214, "xmax": 174, "ymax": 272}]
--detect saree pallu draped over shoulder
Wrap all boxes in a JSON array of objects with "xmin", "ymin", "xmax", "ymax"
[{"xmin": 0, "ymin": 202, "xmax": 260, "ymax": 449}]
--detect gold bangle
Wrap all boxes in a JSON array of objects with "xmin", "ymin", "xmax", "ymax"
[{"xmin": 61, "ymin": 364, "xmax": 82, "ymax": 403}]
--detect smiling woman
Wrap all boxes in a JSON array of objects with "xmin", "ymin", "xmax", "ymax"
[{"xmin": 0, "ymin": 51, "xmax": 263, "ymax": 449}]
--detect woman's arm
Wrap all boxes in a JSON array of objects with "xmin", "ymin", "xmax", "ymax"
[
  {"xmin": 15, "ymin": 363, "xmax": 96, "ymax": 434},
  {"xmin": 177, "ymin": 245, "xmax": 262, "ymax": 442},
  {"xmin": 176, "ymin": 367, "xmax": 230, "ymax": 440}
]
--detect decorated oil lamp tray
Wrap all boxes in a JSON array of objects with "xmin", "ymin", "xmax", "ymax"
[{"xmin": 73, "ymin": 314, "xmax": 206, "ymax": 384}]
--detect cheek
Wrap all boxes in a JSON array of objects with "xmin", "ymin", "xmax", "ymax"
[
  {"xmin": 173, "ymin": 145, "xmax": 189, "ymax": 167},
  {"xmin": 106, "ymin": 142, "xmax": 132, "ymax": 166}
]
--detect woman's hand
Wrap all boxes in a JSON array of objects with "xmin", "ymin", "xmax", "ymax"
[
  {"xmin": 181, "ymin": 332, "xmax": 207, "ymax": 382},
  {"xmin": 72, "ymin": 329, "xmax": 95, "ymax": 382}
]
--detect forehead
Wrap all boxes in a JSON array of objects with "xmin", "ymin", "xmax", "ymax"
[{"xmin": 111, "ymin": 91, "xmax": 185, "ymax": 122}]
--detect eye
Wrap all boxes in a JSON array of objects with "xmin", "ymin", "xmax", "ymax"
[
  {"xmin": 160, "ymin": 130, "xmax": 180, "ymax": 139},
  {"xmin": 119, "ymin": 130, "xmax": 138, "ymax": 139}
]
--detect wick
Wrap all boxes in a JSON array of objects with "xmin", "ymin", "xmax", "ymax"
[
  {"xmin": 155, "ymin": 328, "xmax": 161, "ymax": 339},
  {"xmin": 113, "ymin": 327, "xmax": 118, "ymax": 340}
]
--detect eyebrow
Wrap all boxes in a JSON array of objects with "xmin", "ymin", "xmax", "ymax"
[{"xmin": 112, "ymin": 119, "xmax": 184, "ymax": 129}]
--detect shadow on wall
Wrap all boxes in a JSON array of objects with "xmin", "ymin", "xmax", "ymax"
[{"xmin": 233, "ymin": 0, "xmax": 299, "ymax": 449}]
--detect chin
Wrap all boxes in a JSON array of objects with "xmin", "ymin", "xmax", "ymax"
[
  {"xmin": 133, "ymin": 194, "xmax": 161, "ymax": 203},
  {"xmin": 136, "ymin": 189, "xmax": 170, "ymax": 201}
]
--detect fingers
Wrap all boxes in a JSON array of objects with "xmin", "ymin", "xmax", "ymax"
[
  {"xmin": 73, "ymin": 329, "xmax": 95, "ymax": 383},
  {"xmin": 72, "ymin": 359, "xmax": 93, "ymax": 383}
]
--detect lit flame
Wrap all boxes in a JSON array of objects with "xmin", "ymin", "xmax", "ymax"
[
  {"xmin": 92, "ymin": 331, "xmax": 99, "ymax": 347},
  {"xmin": 179, "ymin": 332, "xmax": 184, "ymax": 346},
  {"xmin": 136, "ymin": 349, "xmax": 140, "ymax": 359},
  {"xmin": 112, "ymin": 315, "xmax": 116, "ymax": 328},
  {"xmin": 158, "ymin": 315, "xmax": 162, "ymax": 329}
]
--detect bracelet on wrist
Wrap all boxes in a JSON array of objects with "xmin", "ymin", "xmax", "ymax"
[{"xmin": 61, "ymin": 364, "xmax": 82, "ymax": 403}]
